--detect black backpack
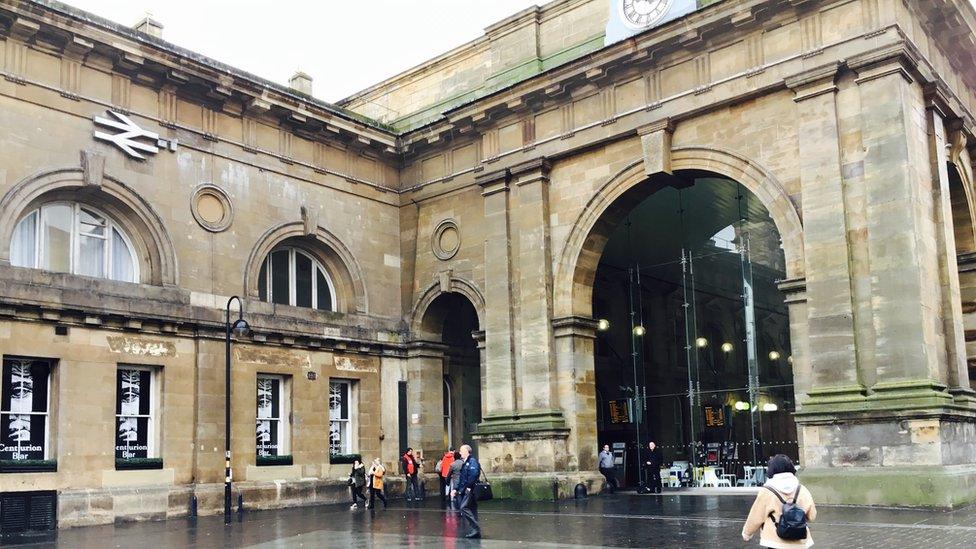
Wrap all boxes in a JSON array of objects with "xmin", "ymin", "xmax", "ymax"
[{"xmin": 764, "ymin": 485, "xmax": 808, "ymax": 540}]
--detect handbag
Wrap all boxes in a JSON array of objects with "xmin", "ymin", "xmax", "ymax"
[{"xmin": 474, "ymin": 468, "xmax": 493, "ymax": 501}]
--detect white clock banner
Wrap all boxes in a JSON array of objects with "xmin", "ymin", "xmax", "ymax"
[{"xmin": 605, "ymin": 0, "xmax": 699, "ymax": 46}]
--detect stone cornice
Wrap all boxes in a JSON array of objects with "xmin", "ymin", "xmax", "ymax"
[
  {"xmin": 784, "ymin": 61, "xmax": 841, "ymax": 102},
  {"xmin": 0, "ymin": 0, "xmax": 398, "ymax": 152},
  {"xmin": 0, "ymin": 265, "xmax": 407, "ymax": 356}
]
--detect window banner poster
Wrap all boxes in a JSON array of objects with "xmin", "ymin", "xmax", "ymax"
[
  {"xmin": 1, "ymin": 358, "xmax": 50, "ymax": 461},
  {"xmin": 115, "ymin": 369, "xmax": 151, "ymax": 460}
]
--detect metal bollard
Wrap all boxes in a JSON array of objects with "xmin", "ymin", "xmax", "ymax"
[
  {"xmin": 189, "ymin": 494, "xmax": 198, "ymax": 518},
  {"xmin": 237, "ymin": 492, "xmax": 245, "ymax": 517}
]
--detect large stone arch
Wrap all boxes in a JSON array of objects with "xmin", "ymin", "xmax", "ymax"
[
  {"xmin": 409, "ymin": 276, "xmax": 486, "ymax": 340},
  {"xmin": 553, "ymin": 145, "xmax": 805, "ymax": 319},
  {"xmin": 0, "ymin": 167, "xmax": 179, "ymax": 286},
  {"xmin": 243, "ymin": 222, "xmax": 369, "ymax": 314}
]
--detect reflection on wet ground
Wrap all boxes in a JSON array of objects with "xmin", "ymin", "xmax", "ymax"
[{"xmin": 7, "ymin": 492, "xmax": 976, "ymax": 548}]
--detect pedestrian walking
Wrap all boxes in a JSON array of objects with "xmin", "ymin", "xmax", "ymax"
[
  {"xmin": 348, "ymin": 459, "xmax": 367, "ymax": 509},
  {"xmin": 451, "ymin": 444, "xmax": 482, "ymax": 539},
  {"xmin": 448, "ymin": 449, "xmax": 463, "ymax": 511},
  {"xmin": 644, "ymin": 441, "xmax": 663, "ymax": 493},
  {"xmin": 438, "ymin": 447, "xmax": 456, "ymax": 502},
  {"xmin": 401, "ymin": 447, "xmax": 420, "ymax": 501},
  {"xmin": 598, "ymin": 444, "xmax": 617, "ymax": 494},
  {"xmin": 742, "ymin": 454, "xmax": 817, "ymax": 548},
  {"xmin": 367, "ymin": 458, "xmax": 388, "ymax": 509}
]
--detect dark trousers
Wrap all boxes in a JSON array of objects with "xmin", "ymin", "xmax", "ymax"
[
  {"xmin": 439, "ymin": 476, "xmax": 449, "ymax": 501},
  {"xmin": 369, "ymin": 487, "xmax": 387, "ymax": 508},
  {"xmin": 458, "ymin": 488, "xmax": 480, "ymax": 535},
  {"xmin": 599, "ymin": 467, "xmax": 617, "ymax": 493},
  {"xmin": 646, "ymin": 467, "xmax": 662, "ymax": 493},
  {"xmin": 406, "ymin": 474, "xmax": 421, "ymax": 500},
  {"xmin": 350, "ymin": 485, "xmax": 366, "ymax": 505}
]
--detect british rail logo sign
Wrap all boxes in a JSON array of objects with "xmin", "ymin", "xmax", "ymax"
[{"xmin": 93, "ymin": 110, "xmax": 178, "ymax": 160}]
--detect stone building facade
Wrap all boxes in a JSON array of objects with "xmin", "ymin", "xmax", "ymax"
[{"xmin": 1, "ymin": 0, "xmax": 976, "ymax": 530}]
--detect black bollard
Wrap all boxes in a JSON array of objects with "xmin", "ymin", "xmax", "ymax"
[
  {"xmin": 237, "ymin": 492, "xmax": 245, "ymax": 517},
  {"xmin": 574, "ymin": 483, "xmax": 587, "ymax": 499},
  {"xmin": 189, "ymin": 494, "xmax": 198, "ymax": 518}
]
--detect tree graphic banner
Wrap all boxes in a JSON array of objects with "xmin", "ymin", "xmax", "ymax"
[{"xmin": 1, "ymin": 358, "xmax": 51, "ymax": 461}]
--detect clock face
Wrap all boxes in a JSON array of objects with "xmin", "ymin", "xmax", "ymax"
[{"xmin": 619, "ymin": 0, "xmax": 673, "ymax": 30}]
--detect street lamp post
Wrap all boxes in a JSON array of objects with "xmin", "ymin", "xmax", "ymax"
[{"xmin": 224, "ymin": 296, "xmax": 250, "ymax": 525}]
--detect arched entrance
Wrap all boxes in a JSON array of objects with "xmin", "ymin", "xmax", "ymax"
[
  {"xmin": 414, "ymin": 289, "xmax": 483, "ymax": 453},
  {"xmin": 947, "ymin": 160, "xmax": 976, "ymax": 387},
  {"xmin": 556, "ymin": 151, "xmax": 805, "ymax": 488}
]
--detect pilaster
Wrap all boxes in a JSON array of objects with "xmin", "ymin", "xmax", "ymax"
[
  {"xmin": 925, "ymin": 84, "xmax": 976, "ymax": 404},
  {"xmin": 511, "ymin": 158, "xmax": 558, "ymax": 411},
  {"xmin": 405, "ymin": 341, "xmax": 448, "ymax": 456},
  {"xmin": 786, "ymin": 63, "xmax": 865, "ymax": 411},
  {"xmin": 476, "ymin": 168, "xmax": 517, "ymax": 416}
]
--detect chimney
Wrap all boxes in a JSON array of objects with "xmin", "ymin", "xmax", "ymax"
[
  {"xmin": 288, "ymin": 71, "xmax": 313, "ymax": 96},
  {"xmin": 133, "ymin": 14, "xmax": 163, "ymax": 38}
]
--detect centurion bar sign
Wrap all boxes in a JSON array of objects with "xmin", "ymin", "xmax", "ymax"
[
  {"xmin": 605, "ymin": 0, "xmax": 698, "ymax": 45},
  {"xmin": 93, "ymin": 110, "xmax": 177, "ymax": 160}
]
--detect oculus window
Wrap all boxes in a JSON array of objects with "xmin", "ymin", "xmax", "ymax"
[
  {"xmin": 1, "ymin": 357, "xmax": 52, "ymax": 462},
  {"xmin": 257, "ymin": 247, "xmax": 335, "ymax": 311},
  {"xmin": 10, "ymin": 202, "xmax": 138, "ymax": 283}
]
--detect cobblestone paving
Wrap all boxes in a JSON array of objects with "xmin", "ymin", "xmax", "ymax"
[{"xmin": 7, "ymin": 492, "xmax": 976, "ymax": 548}]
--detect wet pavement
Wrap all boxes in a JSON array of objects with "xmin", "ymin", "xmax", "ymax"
[{"xmin": 6, "ymin": 491, "xmax": 976, "ymax": 548}]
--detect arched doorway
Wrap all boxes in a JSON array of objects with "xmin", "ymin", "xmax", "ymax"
[
  {"xmin": 947, "ymin": 161, "xmax": 976, "ymax": 387},
  {"xmin": 418, "ymin": 292, "xmax": 482, "ymax": 451},
  {"xmin": 587, "ymin": 171, "xmax": 798, "ymax": 487}
]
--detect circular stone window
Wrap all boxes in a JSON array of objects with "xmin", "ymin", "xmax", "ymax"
[
  {"xmin": 431, "ymin": 219, "xmax": 461, "ymax": 260},
  {"xmin": 191, "ymin": 185, "xmax": 234, "ymax": 232}
]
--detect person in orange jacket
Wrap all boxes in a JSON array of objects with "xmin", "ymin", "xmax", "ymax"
[{"xmin": 437, "ymin": 447, "xmax": 455, "ymax": 503}]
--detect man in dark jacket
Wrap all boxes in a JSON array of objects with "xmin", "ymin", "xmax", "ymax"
[
  {"xmin": 644, "ymin": 441, "xmax": 664, "ymax": 494},
  {"xmin": 451, "ymin": 444, "xmax": 481, "ymax": 538}
]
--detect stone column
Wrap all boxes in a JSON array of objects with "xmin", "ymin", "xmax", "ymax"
[
  {"xmin": 405, "ymin": 342, "xmax": 446, "ymax": 457},
  {"xmin": 552, "ymin": 316, "xmax": 599, "ymax": 473},
  {"xmin": 925, "ymin": 84, "xmax": 975, "ymax": 402},
  {"xmin": 854, "ymin": 58, "xmax": 948, "ymax": 399},
  {"xmin": 796, "ymin": 52, "xmax": 976, "ymax": 507},
  {"xmin": 785, "ymin": 63, "xmax": 864, "ymax": 410},
  {"xmin": 510, "ymin": 158, "xmax": 562, "ymax": 422},
  {"xmin": 475, "ymin": 168, "xmax": 517, "ymax": 417}
]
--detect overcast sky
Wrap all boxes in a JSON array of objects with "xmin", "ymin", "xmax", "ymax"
[
  {"xmin": 63, "ymin": 0, "xmax": 542, "ymax": 102},
  {"xmin": 61, "ymin": 1, "xmax": 976, "ymax": 103}
]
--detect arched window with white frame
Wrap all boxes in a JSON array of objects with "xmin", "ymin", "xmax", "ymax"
[
  {"xmin": 257, "ymin": 247, "xmax": 336, "ymax": 311},
  {"xmin": 10, "ymin": 202, "xmax": 138, "ymax": 283}
]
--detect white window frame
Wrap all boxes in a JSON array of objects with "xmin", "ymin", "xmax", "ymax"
[
  {"xmin": 329, "ymin": 379, "xmax": 355, "ymax": 455},
  {"xmin": 1, "ymin": 357, "xmax": 53, "ymax": 461},
  {"xmin": 256, "ymin": 374, "xmax": 290, "ymax": 458},
  {"xmin": 260, "ymin": 247, "xmax": 336, "ymax": 311},
  {"xmin": 114, "ymin": 365, "xmax": 160, "ymax": 460},
  {"xmin": 11, "ymin": 202, "xmax": 140, "ymax": 283}
]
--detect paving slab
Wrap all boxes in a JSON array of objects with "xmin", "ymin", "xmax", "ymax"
[{"xmin": 5, "ymin": 493, "xmax": 976, "ymax": 548}]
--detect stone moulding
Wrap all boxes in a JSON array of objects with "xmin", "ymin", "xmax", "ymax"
[
  {"xmin": 795, "ymin": 378, "xmax": 976, "ymax": 423},
  {"xmin": 0, "ymin": 166, "xmax": 180, "ymax": 287},
  {"xmin": 473, "ymin": 409, "xmax": 570, "ymax": 439}
]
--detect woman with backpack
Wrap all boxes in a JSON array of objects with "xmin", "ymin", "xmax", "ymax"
[{"xmin": 742, "ymin": 454, "xmax": 817, "ymax": 547}]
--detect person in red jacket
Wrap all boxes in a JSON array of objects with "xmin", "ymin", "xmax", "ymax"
[
  {"xmin": 401, "ymin": 448, "xmax": 420, "ymax": 501},
  {"xmin": 438, "ymin": 447, "xmax": 455, "ymax": 503}
]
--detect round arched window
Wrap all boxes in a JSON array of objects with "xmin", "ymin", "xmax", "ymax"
[
  {"xmin": 10, "ymin": 202, "xmax": 138, "ymax": 283},
  {"xmin": 257, "ymin": 247, "xmax": 335, "ymax": 311}
]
